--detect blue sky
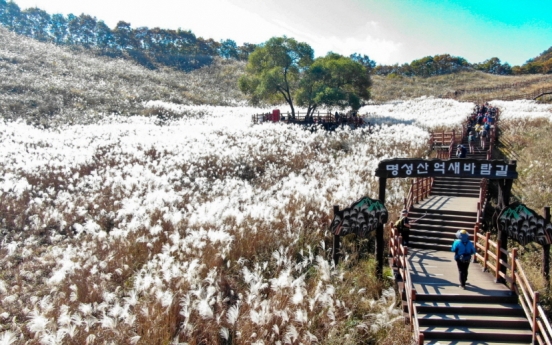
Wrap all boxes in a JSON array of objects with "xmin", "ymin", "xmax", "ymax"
[{"xmin": 13, "ymin": 0, "xmax": 552, "ymax": 66}]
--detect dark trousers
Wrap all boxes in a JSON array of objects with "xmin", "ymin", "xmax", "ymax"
[
  {"xmin": 456, "ymin": 260, "xmax": 470, "ymax": 286},
  {"xmin": 400, "ymin": 229, "xmax": 410, "ymax": 245}
]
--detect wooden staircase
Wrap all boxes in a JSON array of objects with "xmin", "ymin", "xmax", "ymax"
[
  {"xmin": 409, "ymin": 208, "xmax": 477, "ymax": 251},
  {"xmin": 416, "ymin": 285, "xmax": 532, "ymax": 344},
  {"xmin": 401, "ymin": 131, "xmax": 534, "ymax": 344}
]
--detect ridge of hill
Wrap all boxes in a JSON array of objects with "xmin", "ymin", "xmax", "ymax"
[
  {"xmin": 371, "ymin": 71, "xmax": 552, "ymax": 103},
  {"xmin": 3, "ymin": 25, "xmax": 552, "ymax": 128},
  {"xmin": 0, "ymin": 27, "xmax": 246, "ymax": 126}
]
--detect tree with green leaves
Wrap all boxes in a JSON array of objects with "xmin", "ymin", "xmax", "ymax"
[
  {"xmin": 219, "ymin": 39, "xmax": 239, "ymax": 59},
  {"xmin": 238, "ymin": 36, "xmax": 313, "ymax": 119},
  {"xmin": 239, "ymin": 36, "xmax": 371, "ymax": 120},
  {"xmin": 0, "ymin": 0, "xmax": 21, "ymax": 31},
  {"xmin": 350, "ymin": 53, "xmax": 376, "ymax": 73},
  {"xmin": 473, "ymin": 57, "xmax": 512, "ymax": 75},
  {"xmin": 297, "ymin": 52, "xmax": 371, "ymax": 118}
]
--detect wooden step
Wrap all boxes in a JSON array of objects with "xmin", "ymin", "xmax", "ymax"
[
  {"xmin": 414, "ymin": 218, "xmax": 476, "ymax": 228},
  {"xmin": 409, "ymin": 241, "xmax": 451, "ymax": 251},
  {"xmin": 410, "ymin": 208, "xmax": 477, "ymax": 218},
  {"xmin": 410, "ymin": 228, "xmax": 462, "ymax": 237},
  {"xmin": 411, "ymin": 226, "xmax": 475, "ymax": 236},
  {"xmin": 431, "ymin": 190, "xmax": 480, "ymax": 197},
  {"xmin": 409, "ymin": 209, "xmax": 477, "ymax": 218},
  {"xmin": 425, "ymin": 341, "xmax": 528, "ymax": 345},
  {"xmin": 409, "ymin": 234, "xmax": 456, "ymax": 246},
  {"xmin": 410, "ymin": 232, "xmax": 458, "ymax": 244},
  {"xmin": 431, "ymin": 184, "xmax": 480, "ymax": 191},
  {"xmin": 415, "ymin": 302, "xmax": 525, "ymax": 316},
  {"xmin": 420, "ymin": 326, "xmax": 532, "ymax": 342},
  {"xmin": 415, "ymin": 293, "xmax": 517, "ymax": 304},
  {"xmin": 433, "ymin": 180, "xmax": 481, "ymax": 187},
  {"xmin": 418, "ymin": 313, "xmax": 530, "ymax": 329},
  {"xmin": 434, "ymin": 175, "xmax": 482, "ymax": 180}
]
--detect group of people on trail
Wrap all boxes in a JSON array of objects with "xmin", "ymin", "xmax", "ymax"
[
  {"xmin": 334, "ymin": 111, "xmax": 363, "ymax": 126},
  {"xmin": 456, "ymin": 103, "xmax": 497, "ymax": 158},
  {"xmin": 395, "ymin": 211, "xmax": 476, "ymax": 290},
  {"xmin": 467, "ymin": 103, "xmax": 497, "ymax": 152}
]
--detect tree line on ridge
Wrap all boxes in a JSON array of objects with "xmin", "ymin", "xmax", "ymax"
[{"xmin": 1, "ymin": 0, "xmax": 552, "ymax": 76}]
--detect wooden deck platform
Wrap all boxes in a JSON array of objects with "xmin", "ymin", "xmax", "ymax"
[
  {"xmin": 410, "ymin": 194, "xmax": 508, "ymax": 296},
  {"xmin": 416, "ymin": 195, "xmax": 478, "ymax": 213},
  {"xmin": 408, "ymin": 248, "xmax": 511, "ymax": 297}
]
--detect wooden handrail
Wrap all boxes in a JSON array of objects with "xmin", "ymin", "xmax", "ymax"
[
  {"xmin": 251, "ymin": 111, "xmax": 366, "ymax": 126},
  {"xmin": 476, "ymin": 179, "xmax": 489, "ymax": 227},
  {"xmin": 430, "ymin": 130, "xmax": 456, "ymax": 159},
  {"xmin": 389, "ymin": 227, "xmax": 424, "ymax": 344},
  {"xmin": 474, "ymin": 230, "xmax": 552, "ymax": 344},
  {"xmin": 404, "ymin": 177, "xmax": 434, "ymax": 212}
]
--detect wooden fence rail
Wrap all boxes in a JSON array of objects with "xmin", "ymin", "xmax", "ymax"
[
  {"xmin": 389, "ymin": 228, "xmax": 424, "ymax": 345},
  {"xmin": 404, "ymin": 177, "xmax": 433, "ymax": 212},
  {"xmin": 430, "ymin": 130, "xmax": 457, "ymax": 159},
  {"xmin": 474, "ymin": 230, "xmax": 552, "ymax": 345},
  {"xmin": 251, "ymin": 111, "xmax": 364, "ymax": 127}
]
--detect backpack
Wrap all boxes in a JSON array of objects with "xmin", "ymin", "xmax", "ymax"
[
  {"xmin": 395, "ymin": 218, "xmax": 403, "ymax": 229},
  {"xmin": 481, "ymin": 129, "xmax": 488, "ymax": 138},
  {"xmin": 456, "ymin": 241, "xmax": 472, "ymax": 263},
  {"xmin": 395, "ymin": 217, "xmax": 406, "ymax": 233},
  {"xmin": 468, "ymin": 134, "xmax": 474, "ymax": 142}
]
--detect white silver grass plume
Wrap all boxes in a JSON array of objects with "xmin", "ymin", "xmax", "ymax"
[
  {"xmin": 226, "ymin": 303, "xmax": 240, "ymax": 325},
  {"xmin": 0, "ymin": 331, "xmax": 17, "ymax": 345}
]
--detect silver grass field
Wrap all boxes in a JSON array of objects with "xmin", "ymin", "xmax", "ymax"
[{"xmin": 2, "ymin": 25, "xmax": 552, "ymax": 345}]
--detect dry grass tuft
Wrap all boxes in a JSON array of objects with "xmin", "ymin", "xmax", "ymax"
[{"xmin": 497, "ymin": 117, "xmax": 552, "ymax": 316}]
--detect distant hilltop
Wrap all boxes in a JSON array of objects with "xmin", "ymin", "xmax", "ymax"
[{"xmin": 1, "ymin": 0, "xmax": 551, "ymax": 76}]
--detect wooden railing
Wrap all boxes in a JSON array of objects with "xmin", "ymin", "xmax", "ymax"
[
  {"xmin": 251, "ymin": 111, "xmax": 364, "ymax": 126},
  {"xmin": 501, "ymin": 87, "xmax": 552, "ymax": 101},
  {"xmin": 404, "ymin": 177, "xmax": 434, "ymax": 212},
  {"xmin": 474, "ymin": 230, "xmax": 552, "ymax": 344},
  {"xmin": 430, "ymin": 130, "xmax": 456, "ymax": 159},
  {"xmin": 475, "ymin": 179, "xmax": 489, "ymax": 227},
  {"xmin": 389, "ymin": 228, "xmax": 424, "ymax": 345},
  {"xmin": 430, "ymin": 130, "xmax": 455, "ymax": 148}
]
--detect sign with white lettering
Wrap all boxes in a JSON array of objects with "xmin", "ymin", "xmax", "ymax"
[{"xmin": 375, "ymin": 158, "xmax": 517, "ymax": 179}]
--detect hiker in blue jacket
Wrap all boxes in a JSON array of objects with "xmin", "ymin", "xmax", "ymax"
[{"xmin": 451, "ymin": 229, "xmax": 476, "ymax": 289}]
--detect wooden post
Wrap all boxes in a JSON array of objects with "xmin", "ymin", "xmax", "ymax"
[
  {"xmin": 543, "ymin": 207, "xmax": 551, "ymax": 285},
  {"xmin": 495, "ymin": 238, "xmax": 502, "ymax": 283},
  {"xmin": 483, "ymin": 232, "xmax": 490, "ymax": 272},
  {"xmin": 391, "ymin": 230, "xmax": 399, "ymax": 268},
  {"xmin": 413, "ymin": 179, "xmax": 417, "ymax": 204},
  {"xmin": 418, "ymin": 333, "xmax": 424, "ymax": 345},
  {"xmin": 377, "ymin": 177, "xmax": 387, "ymax": 279},
  {"xmin": 497, "ymin": 178, "xmax": 513, "ymax": 282},
  {"xmin": 332, "ymin": 205, "xmax": 340, "ymax": 266},
  {"xmin": 473, "ymin": 224, "xmax": 479, "ymax": 263},
  {"xmin": 532, "ymin": 292, "xmax": 539, "ymax": 345},
  {"xmin": 511, "ymin": 248, "xmax": 517, "ymax": 292}
]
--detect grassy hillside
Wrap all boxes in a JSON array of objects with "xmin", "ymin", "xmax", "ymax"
[
  {"xmin": 3, "ymin": 25, "xmax": 552, "ymax": 130},
  {"xmin": 488, "ymin": 102, "xmax": 552, "ymax": 315},
  {"xmin": 0, "ymin": 27, "xmax": 246, "ymax": 126},
  {"xmin": 371, "ymin": 71, "xmax": 552, "ymax": 103}
]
